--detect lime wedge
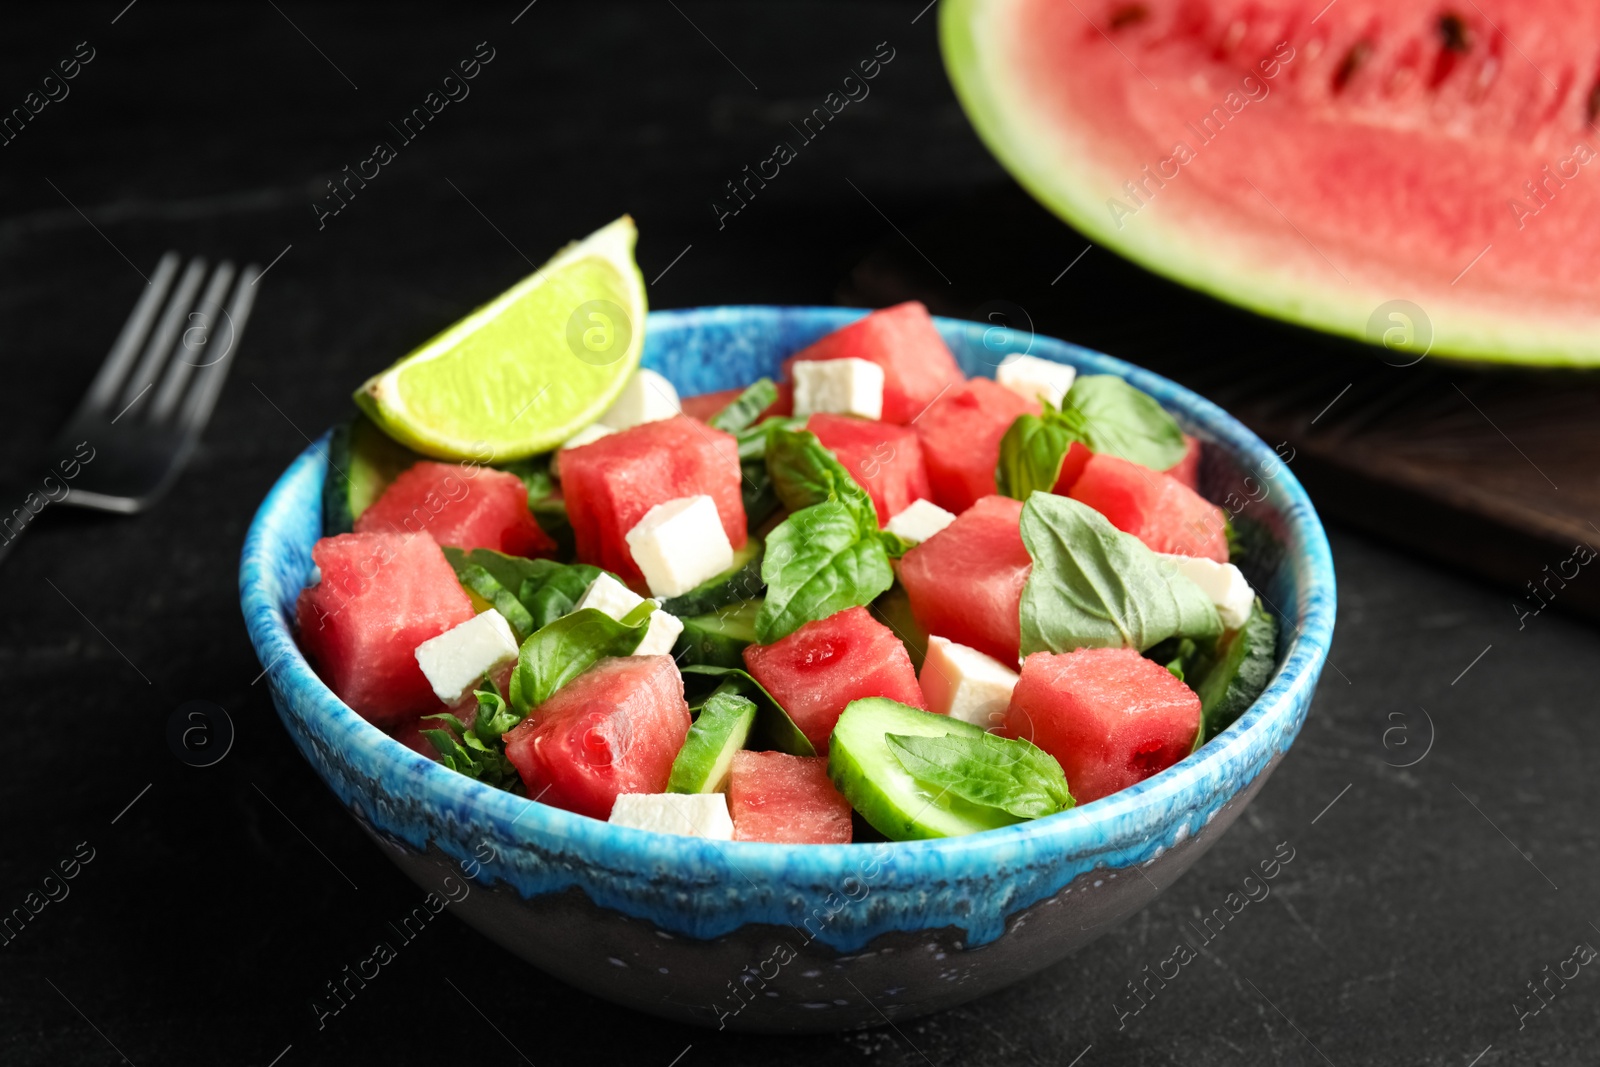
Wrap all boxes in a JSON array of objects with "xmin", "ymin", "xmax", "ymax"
[{"xmin": 354, "ymin": 216, "xmax": 647, "ymax": 460}]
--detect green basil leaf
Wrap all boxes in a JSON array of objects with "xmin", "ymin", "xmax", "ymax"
[
  {"xmin": 419, "ymin": 675, "xmax": 522, "ymax": 790},
  {"xmin": 741, "ymin": 458, "xmax": 782, "ymax": 531},
  {"xmin": 451, "ymin": 563, "xmax": 537, "ymax": 642},
  {"xmin": 885, "ymin": 732, "xmax": 1074, "ymax": 820},
  {"xmin": 1059, "ymin": 375, "xmax": 1186, "ymax": 472},
  {"xmin": 995, "ymin": 413, "xmax": 1076, "ymax": 501},
  {"xmin": 1018, "ymin": 493, "xmax": 1221, "ymax": 655},
  {"xmin": 877, "ymin": 529, "xmax": 915, "ymax": 560},
  {"xmin": 766, "ymin": 426, "xmax": 877, "ymax": 533},
  {"xmin": 709, "ymin": 378, "xmax": 780, "ymax": 433},
  {"xmin": 509, "ymin": 602, "xmax": 655, "ymax": 715},
  {"xmin": 735, "ymin": 415, "xmax": 806, "ymax": 463},
  {"xmin": 442, "ymin": 547, "xmax": 606, "ymax": 631},
  {"xmin": 756, "ymin": 500, "xmax": 893, "ymax": 643},
  {"xmin": 495, "ymin": 457, "xmax": 574, "ymax": 557},
  {"xmin": 679, "ymin": 665, "xmax": 816, "ymax": 756}
]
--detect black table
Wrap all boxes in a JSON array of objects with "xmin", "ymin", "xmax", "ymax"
[{"xmin": 3, "ymin": 4, "xmax": 1594, "ymax": 1064}]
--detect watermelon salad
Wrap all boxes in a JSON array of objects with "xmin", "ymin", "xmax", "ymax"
[{"xmin": 295, "ymin": 301, "xmax": 1278, "ymax": 844}]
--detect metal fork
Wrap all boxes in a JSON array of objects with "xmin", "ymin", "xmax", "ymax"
[{"xmin": 0, "ymin": 251, "xmax": 262, "ymax": 566}]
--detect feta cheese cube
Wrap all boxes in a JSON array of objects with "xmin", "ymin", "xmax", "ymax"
[
  {"xmin": 624, "ymin": 495, "xmax": 734, "ymax": 598},
  {"xmin": 1159, "ymin": 553, "xmax": 1255, "ymax": 629},
  {"xmin": 792, "ymin": 358, "xmax": 885, "ymax": 420},
  {"xmin": 885, "ymin": 499, "xmax": 957, "ymax": 545},
  {"xmin": 609, "ymin": 792, "xmax": 734, "ymax": 840},
  {"xmin": 413, "ymin": 609, "xmax": 520, "ymax": 704},
  {"xmin": 600, "ymin": 368, "xmax": 680, "ymax": 430},
  {"xmin": 573, "ymin": 572, "xmax": 685, "ymax": 656},
  {"xmin": 919, "ymin": 636, "xmax": 1020, "ymax": 729},
  {"xmin": 997, "ymin": 354, "xmax": 1077, "ymax": 408}
]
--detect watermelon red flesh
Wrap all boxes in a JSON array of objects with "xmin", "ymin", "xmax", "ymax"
[
  {"xmin": 1052, "ymin": 433, "xmax": 1200, "ymax": 494},
  {"xmin": 295, "ymin": 533, "xmax": 475, "ymax": 727},
  {"xmin": 806, "ymin": 414, "xmax": 932, "ymax": 525},
  {"xmin": 680, "ymin": 382, "xmax": 793, "ymax": 423},
  {"xmin": 783, "ymin": 302, "xmax": 967, "ymax": 424},
  {"xmin": 898, "ymin": 494, "xmax": 1030, "ymax": 665},
  {"xmin": 742, "ymin": 606, "xmax": 927, "ymax": 752},
  {"xmin": 915, "ymin": 379, "xmax": 1040, "ymax": 513},
  {"xmin": 1005, "ymin": 647, "xmax": 1200, "ymax": 804},
  {"xmin": 355, "ymin": 461, "xmax": 556, "ymax": 559},
  {"xmin": 503, "ymin": 655, "xmax": 691, "ymax": 820},
  {"xmin": 942, "ymin": 0, "xmax": 1600, "ymax": 365},
  {"xmin": 727, "ymin": 750, "xmax": 853, "ymax": 844},
  {"xmin": 559, "ymin": 416, "xmax": 747, "ymax": 586},
  {"xmin": 1069, "ymin": 454, "xmax": 1228, "ymax": 562}
]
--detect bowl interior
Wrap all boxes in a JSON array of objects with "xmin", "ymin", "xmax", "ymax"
[{"xmin": 240, "ymin": 304, "xmax": 1334, "ymax": 950}]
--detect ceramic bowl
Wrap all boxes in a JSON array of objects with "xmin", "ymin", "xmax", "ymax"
[{"xmin": 240, "ymin": 305, "xmax": 1335, "ymax": 1033}]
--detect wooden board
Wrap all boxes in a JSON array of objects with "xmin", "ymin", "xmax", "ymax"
[{"xmin": 838, "ymin": 185, "xmax": 1600, "ymax": 623}]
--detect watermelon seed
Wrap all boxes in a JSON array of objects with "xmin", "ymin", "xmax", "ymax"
[
  {"xmin": 1331, "ymin": 39, "xmax": 1373, "ymax": 93},
  {"xmin": 1109, "ymin": 4, "xmax": 1148, "ymax": 30},
  {"xmin": 1437, "ymin": 13, "xmax": 1471, "ymax": 53}
]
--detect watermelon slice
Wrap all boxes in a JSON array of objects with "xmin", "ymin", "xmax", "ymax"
[
  {"xmin": 941, "ymin": 0, "xmax": 1600, "ymax": 366},
  {"xmin": 295, "ymin": 533, "xmax": 476, "ymax": 727},
  {"xmin": 1069, "ymin": 454, "xmax": 1228, "ymax": 562},
  {"xmin": 897, "ymin": 494, "xmax": 1030, "ymax": 665},
  {"xmin": 681, "ymin": 382, "xmax": 793, "ymax": 423},
  {"xmin": 915, "ymin": 378, "xmax": 1040, "ymax": 513},
  {"xmin": 727, "ymin": 750, "xmax": 853, "ymax": 844},
  {"xmin": 354, "ymin": 461, "xmax": 556, "ymax": 559},
  {"xmin": 503, "ymin": 655, "xmax": 692, "ymax": 819},
  {"xmin": 742, "ymin": 606, "xmax": 927, "ymax": 753},
  {"xmin": 783, "ymin": 302, "xmax": 966, "ymax": 424},
  {"xmin": 1005, "ymin": 647, "xmax": 1200, "ymax": 804},
  {"xmin": 806, "ymin": 413, "xmax": 932, "ymax": 525},
  {"xmin": 559, "ymin": 416, "xmax": 746, "ymax": 586}
]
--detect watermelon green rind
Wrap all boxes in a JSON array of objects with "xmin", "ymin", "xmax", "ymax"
[{"xmin": 939, "ymin": 0, "xmax": 1600, "ymax": 367}]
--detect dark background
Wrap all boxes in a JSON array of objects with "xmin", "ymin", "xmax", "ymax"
[{"xmin": 2, "ymin": 3, "xmax": 1596, "ymax": 1064}]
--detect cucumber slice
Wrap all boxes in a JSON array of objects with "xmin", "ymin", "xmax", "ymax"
[
  {"xmin": 659, "ymin": 538, "xmax": 764, "ymax": 616},
  {"xmin": 1195, "ymin": 600, "xmax": 1278, "ymax": 743},
  {"xmin": 681, "ymin": 663, "xmax": 815, "ymax": 757},
  {"xmin": 673, "ymin": 599, "xmax": 761, "ymax": 668},
  {"xmin": 871, "ymin": 584, "xmax": 928, "ymax": 671},
  {"xmin": 321, "ymin": 415, "xmax": 421, "ymax": 535},
  {"xmin": 666, "ymin": 691, "xmax": 757, "ymax": 794},
  {"xmin": 828, "ymin": 698, "xmax": 1020, "ymax": 841}
]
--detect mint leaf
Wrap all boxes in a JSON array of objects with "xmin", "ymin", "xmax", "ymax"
[
  {"xmin": 509, "ymin": 602, "xmax": 655, "ymax": 715},
  {"xmin": 709, "ymin": 378, "xmax": 779, "ymax": 433},
  {"xmin": 995, "ymin": 413, "xmax": 1075, "ymax": 501},
  {"xmin": 680, "ymin": 665, "xmax": 816, "ymax": 756},
  {"xmin": 885, "ymin": 732, "xmax": 1074, "ymax": 820},
  {"xmin": 1018, "ymin": 493, "xmax": 1221, "ymax": 655},
  {"xmin": 756, "ymin": 500, "xmax": 893, "ymax": 643},
  {"xmin": 1062, "ymin": 375, "xmax": 1186, "ymax": 472},
  {"xmin": 420, "ymin": 675, "xmax": 524, "ymax": 791},
  {"xmin": 766, "ymin": 426, "xmax": 877, "ymax": 533}
]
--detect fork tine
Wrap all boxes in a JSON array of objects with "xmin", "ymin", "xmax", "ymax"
[
  {"xmin": 149, "ymin": 261, "xmax": 235, "ymax": 423},
  {"xmin": 80, "ymin": 252, "xmax": 180, "ymax": 415},
  {"xmin": 118, "ymin": 256, "xmax": 206, "ymax": 415},
  {"xmin": 179, "ymin": 263, "xmax": 260, "ymax": 434}
]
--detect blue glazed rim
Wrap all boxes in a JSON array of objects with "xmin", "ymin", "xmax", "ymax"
[{"xmin": 240, "ymin": 305, "xmax": 1335, "ymax": 948}]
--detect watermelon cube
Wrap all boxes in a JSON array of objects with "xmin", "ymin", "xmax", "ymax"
[
  {"xmin": 728, "ymin": 750, "xmax": 853, "ymax": 844},
  {"xmin": 806, "ymin": 413, "xmax": 932, "ymax": 525},
  {"xmin": 559, "ymin": 416, "xmax": 747, "ymax": 586},
  {"xmin": 784, "ymin": 302, "xmax": 965, "ymax": 425},
  {"xmin": 897, "ymin": 495, "xmax": 1030, "ymax": 666},
  {"xmin": 680, "ymin": 382, "xmax": 793, "ymax": 423},
  {"xmin": 1005, "ymin": 647, "xmax": 1200, "ymax": 805},
  {"xmin": 504, "ymin": 655, "xmax": 692, "ymax": 820},
  {"xmin": 742, "ymin": 606, "xmax": 926, "ymax": 753},
  {"xmin": 355, "ymin": 461, "xmax": 555, "ymax": 559},
  {"xmin": 1165, "ymin": 433, "xmax": 1202, "ymax": 491},
  {"xmin": 914, "ymin": 379, "xmax": 1040, "ymax": 513},
  {"xmin": 1052, "ymin": 442, "xmax": 1093, "ymax": 494},
  {"xmin": 296, "ymin": 533, "xmax": 476, "ymax": 727},
  {"xmin": 1068, "ymin": 453, "xmax": 1227, "ymax": 562}
]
